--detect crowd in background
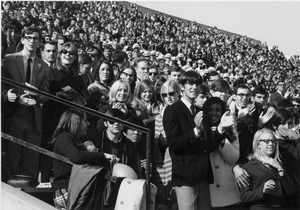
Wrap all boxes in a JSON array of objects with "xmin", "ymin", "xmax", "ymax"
[{"xmin": 1, "ymin": 1, "xmax": 300, "ymax": 210}]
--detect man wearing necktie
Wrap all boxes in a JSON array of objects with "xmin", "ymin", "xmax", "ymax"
[
  {"xmin": 163, "ymin": 71, "xmax": 225, "ymax": 210},
  {"xmin": 2, "ymin": 27, "xmax": 50, "ymax": 181}
]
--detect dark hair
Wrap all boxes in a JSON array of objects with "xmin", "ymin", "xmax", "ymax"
[
  {"xmin": 78, "ymin": 54, "xmax": 92, "ymax": 65},
  {"xmin": 199, "ymin": 84, "xmax": 210, "ymax": 95},
  {"xmin": 120, "ymin": 64, "xmax": 137, "ymax": 94},
  {"xmin": 123, "ymin": 117, "xmax": 144, "ymax": 133},
  {"xmin": 179, "ymin": 71, "xmax": 202, "ymax": 86},
  {"xmin": 51, "ymin": 108, "xmax": 85, "ymax": 144},
  {"xmin": 202, "ymin": 97, "xmax": 226, "ymax": 126},
  {"xmin": 252, "ymin": 86, "xmax": 269, "ymax": 97},
  {"xmin": 22, "ymin": 27, "xmax": 42, "ymax": 40},
  {"xmin": 112, "ymin": 50, "xmax": 128, "ymax": 63},
  {"xmin": 94, "ymin": 60, "xmax": 114, "ymax": 85},
  {"xmin": 233, "ymin": 83, "xmax": 250, "ymax": 94},
  {"xmin": 169, "ymin": 65, "xmax": 182, "ymax": 74},
  {"xmin": 40, "ymin": 40, "xmax": 58, "ymax": 51},
  {"xmin": 211, "ymin": 79, "xmax": 230, "ymax": 92},
  {"xmin": 7, "ymin": 19, "xmax": 23, "ymax": 32},
  {"xmin": 266, "ymin": 108, "xmax": 293, "ymax": 129},
  {"xmin": 207, "ymin": 71, "xmax": 220, "ymax": 79},
  {"xmin": 104, "ymin": 108, "xmax": 126, "ymax": 122},
  {"xmin": 1, "ymin": 31, "xmax": 8, "ymax": 57}
]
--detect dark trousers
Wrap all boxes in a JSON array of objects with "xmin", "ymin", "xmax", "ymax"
[{"xmin": 4, "ymin": 106, "xmax": 41, "ymax": 180}]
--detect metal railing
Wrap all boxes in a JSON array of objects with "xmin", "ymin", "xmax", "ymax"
[{"xmin": 2, "ymin": 77, "xmax": 152, "ymax": 209}]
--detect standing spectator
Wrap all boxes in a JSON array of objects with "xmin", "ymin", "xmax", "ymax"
[
  {"xmin": 147, "ymin": 64, "xmax": 159, "ymax": 87},
  {"xmin": 134, "ymin": 57, "xmax": 149, "ymax": 82},
  {"xmin": 168, "ymin": 65, "xmax": 182, "ymax": 82},
  {"xmin": 2, "ymin": 27, "xmax": 50, "ymax": 180},
  {"xmin": 5, "ymin": 19, "xmax": 23, "ymax": 54},
  {"xmin": 269, "ymin": 81, "xmax": 286, "ymax": 107},
  {"xmin": 119, "ymin": 65, "xmax": 137, "ymax": 95},
  {"xmin": 87, "ymin": 60, "xmax": 114, "ymax": 102},
  {"xmin": 200, "ymin": 97, "xmax": 241, "ymax": 208},
  {"xmin": 78, "ymin": 54, "xmax": 94, "ymax": 100},
  {"xmin": 41, "ymin": 40, "xmax": 57, "ymax": 67},
  {"xmin": 240, "ymin": 128, "xmax": 296, "ymax": 209},
  {"xmin": 163, "ymin": 71, "xmax": 224, "ymax": 209}
]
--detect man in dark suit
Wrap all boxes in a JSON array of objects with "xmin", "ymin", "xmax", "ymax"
[
  {"xmin": 269, "ymin": 81, "xmax": 285, "ymax": 106},
  {"xmin": 2, "ymin": 27, "xmax": 50, "ymax": 180},
  {"xmin": 163, "ymin": 71, "xmax": 224, "ymax": 210}
]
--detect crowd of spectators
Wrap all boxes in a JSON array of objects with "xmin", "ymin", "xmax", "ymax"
[{"xmin": 2, "ymin": 1, "xmax": 300, "ymax": 210}]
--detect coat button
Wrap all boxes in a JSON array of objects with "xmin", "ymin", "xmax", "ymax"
[
  {"xmin": 127, "ymin": 181, "xmax": 131, "ymax": 184},
  {"xmin": 120, "ymin": 201, "xmax": 124, "ymax": 205},
  {"xmin": 216, "ymin": 184, "xmax": 220, "ymax": 188},
  {"xmin": 215, "ymin": 166, "xmax": 219, "ymax": 169}
]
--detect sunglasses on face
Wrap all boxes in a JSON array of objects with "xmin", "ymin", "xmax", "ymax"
[
  {"xmin": 162, "ymin": 91, "xmax": 176, "ymax": 98},
  {"xmin": 259, "ymin": 139, "xmax": 277, "ymax": 144},
  {"xmin": 149, "ymin": 72, "xmax": 158, "ymax": 76},
  {"xmin": 61, "ymin": 49, "xmax": 74, "ymax": 56}
]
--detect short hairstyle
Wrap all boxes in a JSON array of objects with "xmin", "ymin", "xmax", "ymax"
[
  {"xmin": 112, "ymin": 50, "xmax": 128, "ymax": 63},
  {"xmin": 160, "ymin": 80, "xmax": 181, "ymax": 102},
  {"xmin": 134, "ymin": 57, "xmax": 149, "ymax": 67},
  {"xmin": 169, "ymin": 65, "xmax": 182, "ymax": 74},
  {"xmin": 148, "ymin": 64, "xmax": 159, "ymax": 71},
  {"xmin": 267, "ymin": 108, "xmax": 293, "ymax": 129},
  {"xmin": 104, "ymin": 108, "xmax": 126, "ymax": 122},
  {"xmin": 179, "ymin": 71, "xmax": 203, "ymax": 86},
  {"xmin": 199, "ymin": 84, "xmax": 210, "ymax": 95},
  {"xmin": 22, "ymin": 27, "xmax": 42, "ymax": 40},
  {"xmin": 123, "ymin": 117, "xmax": 144, "ymax": 133},
  {"xmin": 252, "ymin": 86, "xmax": 269, "ymax": 97},
  {"xmin": 108, "ymin": 79, "xmax": 132, "ymax": 104},
  {"xmin": 233, "ymin": 83, "xmax": 250, "ymax": 94},
  {"xmin": 207, "ymin": 71, "xmax": 220, "ymax": 79},
  {"xmin": 40, "ymin": 40, "xmax": 58, "ymax": 51},
  {"xmin": 210, "ymin": 79, "xmax": 230, "ymax": 92}
]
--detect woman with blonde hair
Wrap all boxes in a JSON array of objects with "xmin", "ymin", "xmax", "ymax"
[
  {"xmin": 96, "ymin": 79, "xmax": 136, "ymax": 133},
  {"xmin": 240, "ymin": 128, "xmax": 296, "ymax": 209}
]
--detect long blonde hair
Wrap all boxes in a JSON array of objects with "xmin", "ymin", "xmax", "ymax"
[{"xmin": 250, "ymin": 128, "xmax": 281, "ymax": 163}]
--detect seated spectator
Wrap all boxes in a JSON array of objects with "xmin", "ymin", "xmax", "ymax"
[{"xmin": 52, "ymin": 109, "xmax": 114, "ymax": 209}]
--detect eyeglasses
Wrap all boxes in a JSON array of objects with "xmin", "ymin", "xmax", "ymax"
[
  {"xmin": 107, "ymin": 121, "xmax": 116, "ymax": 124},
  {"xmin": 259, "ymin": 139, "xmax": 277, "ymax": 144},
  {"xmin": 162, "ymin": 91, "xmax": 176, "ymax": 98},
  {"xmin": 237, "ymin": 93, "xmax": 250, "ymax": 98},
  {"xmin": 24, "ymin": 36, "xmax": 39, "ymax": 41},
  {"xmin": 149, "ymin": 72, "xmax": 158, "ymax": 76},
  {"xmin": 61, "ymin": 49, "xmax": 75, "ymax": 56}
]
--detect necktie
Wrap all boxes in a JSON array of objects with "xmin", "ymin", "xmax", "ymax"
[
  {"xmin": 26, "ymin": 57, "xmax": 32, "ymax": 83},
  {"xmin": 191, "ymin": 104, "xmax": 197, "ymax": 117}
]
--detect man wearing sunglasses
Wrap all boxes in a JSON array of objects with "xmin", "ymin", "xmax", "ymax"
[{"xmin": 2, "ymin": 27, "xmax": 50, "ymax": 182}]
